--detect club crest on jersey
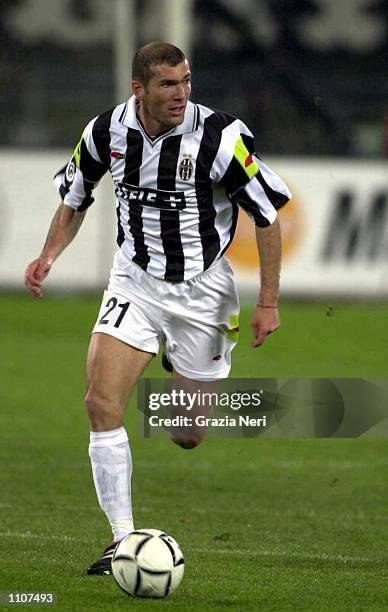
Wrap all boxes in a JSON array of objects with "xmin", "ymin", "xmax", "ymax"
[{"xmin": 178, "ymin": 154, "xmax": 194, "ymax": 181}]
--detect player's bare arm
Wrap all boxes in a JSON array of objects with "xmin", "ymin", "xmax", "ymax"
[
  {"xmin": 25, "ymin": 203, "xmax": 86, "ymax": 299},
  {"xmin": 251, "ymin": 218, "xmax": 281, "ymax": 348}
]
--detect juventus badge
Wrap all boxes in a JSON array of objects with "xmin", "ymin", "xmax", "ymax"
[{"xmin": 179, "ymin": 154, "xmax": 194, "ymax": 181}]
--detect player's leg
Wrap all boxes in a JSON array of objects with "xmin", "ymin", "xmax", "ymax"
[
  {"xmin": 85, "ymin": 333, "xmax": 154, "ymax": 575},
  {"xmin": 167, "ymin": 370, "xmax": 217, "ymax": 449},
  {"xmin": 164, "ymin": 258, "xmax": 240, "ymax": 449},
  {"xmin": 85, "ymin": 284, "xmax": 163, "ymax": 574},
  {"xmin": 164, "ymin": 323, "xmax": 235, "ymax": 450},
  {"xmin": 85, "ymin": 332, "xmax": 153, "ymax": 430}
]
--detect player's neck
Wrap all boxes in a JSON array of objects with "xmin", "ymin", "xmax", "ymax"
[{"xmin": 136, "ymin": 104, "xmax": 173, "ymax": 139}]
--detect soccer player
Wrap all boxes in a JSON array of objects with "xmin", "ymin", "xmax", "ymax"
[{"xmin": 25, "ymin": 42, "xmax": 291, "ymax": 574}]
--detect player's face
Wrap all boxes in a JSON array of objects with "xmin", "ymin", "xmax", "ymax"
[{"xmin": 133, "ymin": 60, "xmax": 191, "ymax": 136}]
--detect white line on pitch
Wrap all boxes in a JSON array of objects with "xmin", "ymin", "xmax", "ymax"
[
  {"xmin": 1, "ymin": 502, "xmax": 387, "ymax": 524},
  {"xmin": 0, "ymin": 531, "xmax": 386, "ymax": 565},
  {"xmin": 0, "ymin": 531, "xmax": 86, "ymax": 542},
  {"xmin": 190, "ymin": 548, "xmax": 387, "ymax": 564}
]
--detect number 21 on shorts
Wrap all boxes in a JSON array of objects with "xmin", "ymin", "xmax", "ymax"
[{"xmin": 98, "ymin": 295, "xmax": 130, "ymax": 328}]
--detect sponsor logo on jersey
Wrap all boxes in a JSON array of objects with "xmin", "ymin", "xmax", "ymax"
[
  {"xmin": 116, "ymin": 182, "xmax": 186, "ymax": 210},
  {"xmin": 178, "ymin": 154, "xmax": 194, "ymax": 181}
]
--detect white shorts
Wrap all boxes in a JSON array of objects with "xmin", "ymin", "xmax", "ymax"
[{"xmin": 92, "ymin": 256, "xmax": 240, "ymax": 381}]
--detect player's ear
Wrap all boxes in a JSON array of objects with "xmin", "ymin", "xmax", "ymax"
[{"xmin": 132, "ymin": 80, "xmax": 145, "ymax": 100}]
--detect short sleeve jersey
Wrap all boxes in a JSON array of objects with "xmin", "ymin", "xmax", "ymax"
[{"xmin": 54, "ymin": 96, "xmax": 291, "ymax": 282}]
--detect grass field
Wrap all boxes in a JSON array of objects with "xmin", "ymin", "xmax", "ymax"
[{"xmin": 1, "ymin": 294, "xmax": 388, "ymax": 611}]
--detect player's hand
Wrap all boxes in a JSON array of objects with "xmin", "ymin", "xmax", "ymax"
[
  {"xmin": 24, "ymin": 257, "xmax": 52, "ymax": 299},
  {"xmin": 251, "ymin": 305, "xmax": 280, "ymax": 348}
]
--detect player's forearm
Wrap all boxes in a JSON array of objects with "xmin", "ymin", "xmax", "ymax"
[
  {"xmin": 255, "ymin": 218, "xmax": 281, "ymax": 306},
  {"xmin": 40, "ymin": 203, "xmax": 86, "ymax": 263}
]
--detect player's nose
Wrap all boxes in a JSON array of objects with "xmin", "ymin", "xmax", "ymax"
[{"xmin": 174, "ymin": 84, "xmax": 186, "ymax": 99}]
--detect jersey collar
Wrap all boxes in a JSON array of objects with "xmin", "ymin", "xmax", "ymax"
[{"xmin": 121, "ymin": 95, "xmax": 199, "ymax": 139}]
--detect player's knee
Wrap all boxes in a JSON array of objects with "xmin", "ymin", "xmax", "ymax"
[
  {"xmin": 170, "ymin": 435, "xmax": 202, "ymax": 450},
  {"xmin": 84, "ymin": 389, "xmax": 120, "ymax": 430}
]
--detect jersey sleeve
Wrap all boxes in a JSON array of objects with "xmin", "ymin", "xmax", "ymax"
[
  {"xmin": 53, "ymin": 114, "xmax": 110, "ymax": 211},
  {"xmin": 214, "ymin": 119, "xmax": 292, "ymax": 227}
]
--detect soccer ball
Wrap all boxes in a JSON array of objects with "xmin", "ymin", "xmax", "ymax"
[{"xmin": 112, "ymin": 528, "xmax": 184, "ymax": 598}]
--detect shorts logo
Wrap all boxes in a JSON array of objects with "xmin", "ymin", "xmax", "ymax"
[
  {"xmin": 65, "ymin": 159, "xmax": 76, "ymax": 183},
  {"xmin": 111, "ymin": 151, "xmax": 126, "ymax": 160},
  {"xmin": 179, "ymin": 154, "xmax": 194, "ymax": 181},
  {"xmin": 212, "ymin": 354, "xmax": 222, "ymax": 361}
]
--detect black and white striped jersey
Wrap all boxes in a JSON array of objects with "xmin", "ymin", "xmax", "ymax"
[{"xmin": 54, "ymin": 96, "xmax": 291, "ymax": 282}]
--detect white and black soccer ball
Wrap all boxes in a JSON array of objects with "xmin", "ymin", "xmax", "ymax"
[{"xmin": 112, "ymin": 529, "xmax": 184, "ymax": 598}]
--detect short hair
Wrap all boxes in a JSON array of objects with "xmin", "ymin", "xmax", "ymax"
[{"xmin": 132, "ymin": 42, "xmax": 186, "ymax": 85}]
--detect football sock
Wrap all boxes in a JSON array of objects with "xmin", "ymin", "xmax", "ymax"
[{"xmin": 88, "ymin": 427, "xmax": 134, "ymax": 541}]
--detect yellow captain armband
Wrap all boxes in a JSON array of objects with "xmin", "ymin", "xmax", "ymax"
[
  {"xmin": 233, "ymin": 136, "xmax": 259, "ymax": 180},
  {"xmin": 73, "ymin": 135, "xmax": 83, "ymax": 168}
]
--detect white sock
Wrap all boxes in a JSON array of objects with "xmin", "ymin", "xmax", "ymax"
[{"xmin": 88, "ymin": 426, "xmax": 134, "ymax": 541}]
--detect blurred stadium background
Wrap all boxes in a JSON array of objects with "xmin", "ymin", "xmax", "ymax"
[
  {"xmin": 2, "ymin": 3, "xmax": 388, "ymax": 610},
  {"xmin": 1, "ymin": 0, "xmax": 388, "ymax": 297}
]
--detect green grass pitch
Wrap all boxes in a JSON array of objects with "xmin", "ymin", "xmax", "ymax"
[{"xmin": 1, "ymin": 294, "xmax": 388, "ymax": 610}]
